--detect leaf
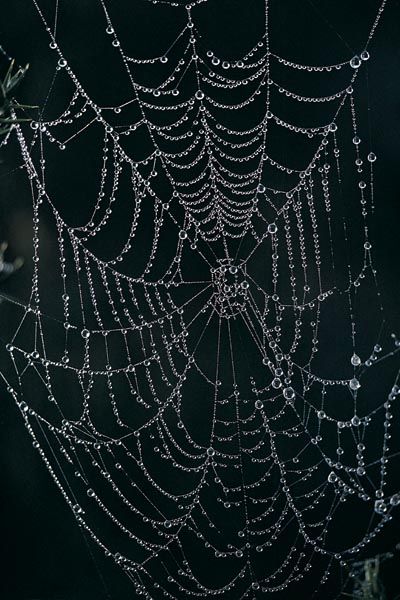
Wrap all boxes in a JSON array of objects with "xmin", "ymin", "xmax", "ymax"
[
  {"xmin": 6, "ymin": 63, "xmax": 30, "ymax": 94},
  {"xmin": 0, "ymin": 60, "xmax": 35, "ymax": 130},
  {"xmin": 12, "ymin": 102, "xmax": 38, "ymax": 110},
  {"xmin": 0, "ymin": 117, "xmax": 30, "ymax": 123},
  {"xmin": 2, "ymin": 59, "xmax": 15, "ymax": 88}
]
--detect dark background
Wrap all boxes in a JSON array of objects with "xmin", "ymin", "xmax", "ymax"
[{"xmin": 0, "ymin": 0, "xmax": 399, "ymax": 598}]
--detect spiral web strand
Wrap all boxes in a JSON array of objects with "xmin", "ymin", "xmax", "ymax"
[{"xmin": 1, "ymin": 0, "xmax": 400, "ymax": 597}]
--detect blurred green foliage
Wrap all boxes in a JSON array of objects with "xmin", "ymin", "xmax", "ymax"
[{"xmin": 0, "ymin": 60, "xmax": 35, "ymax": 135}]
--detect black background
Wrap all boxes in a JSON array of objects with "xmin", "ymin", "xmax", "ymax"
[{"xmin": 0, "ymin": 1, "xmax": 400, "ymax": 599}]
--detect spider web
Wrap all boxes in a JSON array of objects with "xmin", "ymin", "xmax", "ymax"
[{"xmin": 1, "ymin": 0, "xmax": 400, "ymax": 597}]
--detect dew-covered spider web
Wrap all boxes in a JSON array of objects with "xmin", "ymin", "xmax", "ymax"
[{"xmin": 1, "ymin": 0, "xmax": 400, "ymax": 597}]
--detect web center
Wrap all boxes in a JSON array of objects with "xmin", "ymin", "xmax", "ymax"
[{"xmin": 211, "ymin": 259, "xmax": 249, "ymax": 318}]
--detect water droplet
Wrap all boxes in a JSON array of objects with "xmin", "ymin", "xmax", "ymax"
[
  {"xmin": 350, "ymin": 56, "xmax": 361, "ymax": 69},
  {"xmin": 283, "ymin": 387, "xmax": 295, "ymax": 401},
  {"xmin": 351, "ymin": 353, "xmax": 361, "ymax": 366},
  {"xmin": 374, "ymin": 499, "xmax": 387, "ymax": 515},
  {"xmin": 349, "ymin": 378, "xmax": 361, "ymax": 391},
  {"xmin": 272, "ymin": 377, "xmax": 282, "ymax": 389}
]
